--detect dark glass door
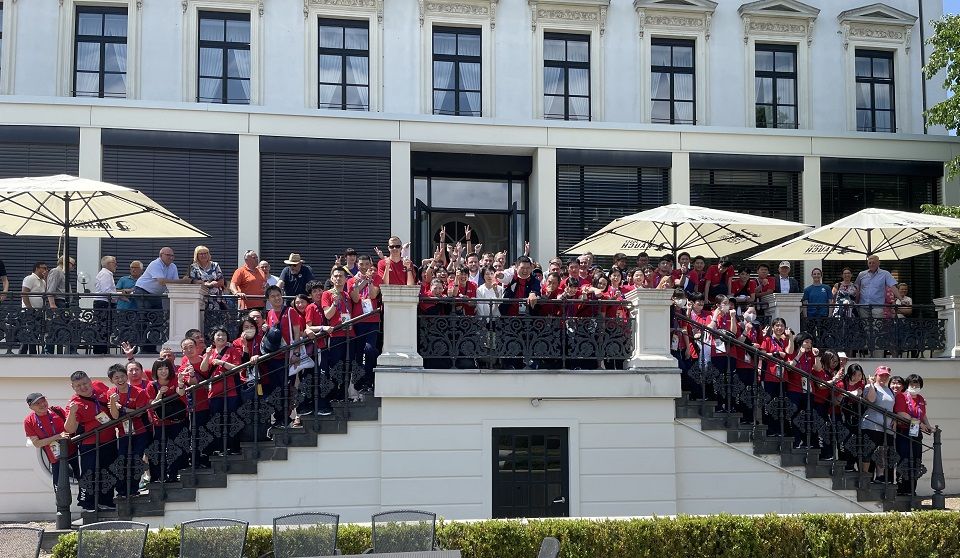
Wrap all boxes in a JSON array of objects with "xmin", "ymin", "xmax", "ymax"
[{"xmin": 492, "ymin": 427, "xmax": 569, "ymax": 518}]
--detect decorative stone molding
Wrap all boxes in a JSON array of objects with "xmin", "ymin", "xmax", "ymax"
[
  {"xmin": 837, "ymin": 3, "xmax": 916, "ymax": 53},
  {"xmin": 419, "ymin": 0, "xmax": 497, "ymax": 28},
  {"xmin": 306, "ymin": 0, "xmax": 383, "ymax": 22},
  {"xmin": 184, "ymin": 0, "xmax": 263, "ymax": 15},
  {"xmin": 738, "ymin": 0, "xmax": 818, "ymax": 45},
  {"xmin": 529, "ymin": 0, "xmax": 610, "ymax": 34},
  {"xmin": 633, "ymin": 0, "xmax": 716, "ymax": 40}
]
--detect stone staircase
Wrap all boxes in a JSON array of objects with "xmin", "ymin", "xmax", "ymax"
[
  {"xmin": 76, "ymin": 396, "xmax": 381, "ymax": 526},
  {"xmin": 675, "ymin": 391, "xmax": 917, "ymax": 512}
]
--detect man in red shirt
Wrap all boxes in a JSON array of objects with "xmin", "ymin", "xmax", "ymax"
[
  {"xmin": 64, "ymin": 370, "xmax": 119, "ymax": 511},
  {"xmin": 178, "ymin": 337, "xmax": 211, "ymax": 468},
  {"xmin": 703, "ymin": 256, "xmax": 735, "ymax": 303},
  {"xmin": 106, "ymin": 363, "xmax": 152, "ymax": 496},
  {"xmin": 754, "ymin": 263, "xmax": 775, "ymax": 300},
  {"xmin": 348, "ymin": 255, "xmax": 381, "ymax": 392},
  {"xmin": 304, "ymin": 280, "xmax": 334, "ymax": 415},
  {"xmin": 322, "ymin": 268, "xmax": 358, "ymax": 398},
  {"xmin": 24, "ymin": 392, "xmax": 79, "ymax": 498},
  {"xmin": 230, "ymin": 250, "xmax": 268, "ymax": 310},
  {"xmin": 376, "ymin": 236, "xmax": 416, "ymax": 285}
]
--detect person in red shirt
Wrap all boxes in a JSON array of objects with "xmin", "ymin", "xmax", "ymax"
[
  {"xmin": 754, "ymin": 263, "xmax": 775, "ymax": 300},
  {"xmin": 125, "ymin": 360, "xmax": 152, "ymax": 392},
  {"xmin": 730, "ymin": 307, "xmax": 762, "ymax": 416},
  {"xmin": 303, "ymin": 281, "xmax": 334, "ymax": 415},
  {"xmin": 376, "ymin": 236, "xmax": 416, "ymax": 286},
  {"xmin": 64, "ymin": 370, "xmax": 119, "ymax": 510},
  {"xmin": 178, "ymin": 337, "xmax": 210, "ymax": 468},
  {"xmin": 703, "ymin": 257, "xmax": 735, "ymax": 303},
  {"xmin": 24, "ymin": 392, "xmax": 79, "ymax": 496},
  {"xmin": 200, "ymin": 327, "xmax": 244, "ymax": 454},
  {"xmin": 348, "ymin": 255, "xmax": 382, "ymax": 393},
  {"xmin": 321, "ymin": 268, "xmax": 356, "ymax": 399},
  {"xmin": 447, "ymin": 266, "xmax": 477, "ymax": 316},
  {"xmin": 757, "ymin": 318, "xmax": 795, "ymax": 435},
  {"xmin": 729, "ymin": 266, "xmax": 755, "ymax": 306},
  {"xmin": 266, "ymin": 285, "xmax": 306, "ymax": 427},
  {"xmin": 671, "ymin": 252, "xmax": 691, "ymax": 288},
  {"xmin": 894, "ymin": 373, "xmax": 934, "ymax": 495},
  {"xmin": 105, "ymin": 363, "xmax": 151, "ymax": 496},
  {"xmin": 146, "ymin": 358, "xmax": 188, "ymax": 483}
]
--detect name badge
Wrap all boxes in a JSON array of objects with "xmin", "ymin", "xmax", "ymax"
[
  {"xmin": 714, "ymin": 339, "xmax": 726, "ymax": 353},
  {"xmin": 95, "ymin": 411, "xmax": 111, "ymax": 425},
  {"xmin": 909, "ymin": 419, "xmax": 920, "ymax": 437},
  {"xmin": 801, "ymin": 377, "xmax": 809, "ymax": 392},
  {"xmin": 361, "ymin": 298, "xmax": 374, "ymax": 314},
  {"xmin": 123, "ymin": 420, "xmax": 132, "ymax": 433},
  {"xmin": 50, "ymin": 443, "xmax": 61, "ymax": 459},
  {"xmin": 775, "ymin": 365, "xmax": 783, "ymax": 379},
  {"xmin": 670, "ymin": 334, "xmax": 680, "ymax": 351},
  {"xmin": 744, "ymin": 352, "xmax": 752, "ymax": 364}
]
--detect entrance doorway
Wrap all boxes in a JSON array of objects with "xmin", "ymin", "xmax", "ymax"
[{"xmin": 492, "ymin": 427, "xmax": 569, "ymax": 519}]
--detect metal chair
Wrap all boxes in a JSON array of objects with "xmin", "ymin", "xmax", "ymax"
[
  {"xmin": 179, "ymin": 518, "xmax": 249, "ymax": 558},
  {"xmin": 77, "ymin": 521, "xmax": 149, "ymax": 558},
  {"xmin": 537, "ymin": 536, "xmax": 560, "ymax": 558},
  {"xmin": 263, "ymin": 512, "xmax": 340, "ymax": 558},
  {"xmin": 0, "ymin": 526, "xmax": 44, "ymax": 558},
  {"xmin": 366, "ymin": 510, "xmax": 437, "ymax": 553}
]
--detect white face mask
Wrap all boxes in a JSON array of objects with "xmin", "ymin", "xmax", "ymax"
[
  {"xmin": 674, "ymin": 299, "xmax": 685, "ymax": 307},
  {"xmin": 907, "ymin": 386, "xmax": 920, "ymax": 395},
  {"xmin": 743, "ymin": 313, "xmax": 756, "ymax": 322}
]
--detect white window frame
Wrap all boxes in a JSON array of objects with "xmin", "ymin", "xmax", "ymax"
[
  {"xmin": 738, "ymin": 0, "xmax": 820, "ymax": 130},
  {"xmin": 1, "ymin": 0, "xmax": 19, "ymax": 94},
  {"xmin": 182, "ymin": 0, "xmax": 264, "ymax": 105},
  {"xmin": 531, "ymin": 0, "xmax": 608, "ymax": 121},
  {"xmin": 56, "ymin": 0, "xmax": 141, "ymax": 99},
  {"xmin": 838, "ymin": 3, "xmax": 917, "ymax": 134},
  {"xmin": 419, "ymin": 0, "xmax": 495, "ymax": 117},
  {"xmin": 634, "ymin": 0, "xmax": 715, "ymax": 126},
  {"xmin": 304, "ymin": 0, "xmax": 382, "ymax": 112}
]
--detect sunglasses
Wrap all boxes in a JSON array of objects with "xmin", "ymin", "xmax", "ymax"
[{"xmin": 389, "ymin": 245, "xmax": 402, "ymax": 249}]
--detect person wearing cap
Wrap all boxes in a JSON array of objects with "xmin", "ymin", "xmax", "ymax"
[
  {"xmin": 802, "ymin": 268, "xmax": 833, "ymax": 318},
  {"xmin": 774, "ymin": 260, "xmax": 801, "ymax": 294},
  {"xmin": 278, "ymin": 253, "xmax": 315, "ymax": 299},
  {"xmin": 861, "ymin": 365, "xmax": 896, "ymax": 483},
  {"xmin": 23, "ymin": 392, "xmax": 80, "ymax": 495}
]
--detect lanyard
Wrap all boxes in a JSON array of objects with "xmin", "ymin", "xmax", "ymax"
[
  {"xmin": 335, "ymin": 292, "xmax": 349, "ymax": 314},
  {"xmin": 34, "ymin": 413, "xmax": 57, "ymax": 437}
]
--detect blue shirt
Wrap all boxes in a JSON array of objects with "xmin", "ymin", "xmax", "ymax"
[
  {"xmin": 802, "ymin": 283, "xmax": 833, "ymax": 317},
  {"xmin": 115, "ymin": 275, "xmax": 137, "ymax": 309},
  {"xmin": 855, "ymin": 268, "xmax": 896, "ymax": 306},
  {"xmin": 135, "ymin": 258, "xmax": 179, "ymax": 295}
]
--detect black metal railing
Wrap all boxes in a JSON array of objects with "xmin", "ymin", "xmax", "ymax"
[
  {"xmin": 677, "ymin": 313, "xmax": 945, "ymax": 509},
  {"xmin": 0, "ymin": 292, "xmax": 168, "ymax": 355},
  {"xmin": 417, "ymin": 297, "xmax": 633, "ymax": 370},
  {"xmin": 201, "ymin": 294, "xmax": 299, "ymax": 341},
  {"xmin": 54, "ymin": 310, "xmax": 381, "ymax": 528},
  {"xmin": 801, "ymin": 303, "xmax": 945, "ymax": 357}
]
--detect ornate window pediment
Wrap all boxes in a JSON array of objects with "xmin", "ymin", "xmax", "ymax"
[
  {"xmin": 738, "ymin": 0, "xmax": 819, "ymax": 45},
  {"xmin": 837, "ymin": 3, "xmax": 917, "ymax": 52},
  {"xmin": 419, "ymin": 0, "xmax": 497, "ymax": 28},
  {"xmin": 529, "ymin": 0, "xmax": 611, "ymax": 34},
  {"xmin": 633, "ymin": 0, "xmax": 717, "ymax": 40},
  {"xmin": 182, "ymin": 0, "xmax": 264, "ymax": 16},
  {"xmin": 305, "ymin": 0, "xmax": 383, "ymax": 22}
]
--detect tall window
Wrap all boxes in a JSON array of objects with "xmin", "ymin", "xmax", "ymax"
[
  {"xmin": 855, "ymin": 49, "xmax": 895, "ymax": 132},
  {"xmin": 432, "ymin": 27, "xmax": 481, "ymax": 117},
  {"xmin": 651, "ymin": 38, "xmax": 694, "ymax": 125},
  {"xmin": 543, "ymin": 33, "xmax": 590, "ymax": 121},
  {"xmin": 197, "ymin": 11, "xmax": 250, "ymax": 104},
  {"xmin": 319, "ymin": 19, "xmax": 369, "ymax": 111},
  {"xmin": 74, "ymin": 7, "xmax": 128, "ymax": 98},
  {"xmin": 755, "ymin": 44, "xmax": 797, "ymax": 129}
]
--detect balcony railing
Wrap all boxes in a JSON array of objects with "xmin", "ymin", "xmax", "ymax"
[{"xmin": 801, "ymin": 304, "xmax": 945, "ymax": 357}]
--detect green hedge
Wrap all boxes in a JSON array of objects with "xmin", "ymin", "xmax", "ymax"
[{"xmin": 52, "ymin": 512, "xmax": 960, "ymax": 558}]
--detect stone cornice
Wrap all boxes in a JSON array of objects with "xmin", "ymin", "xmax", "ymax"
[
  {"xmin": 837, "ymin": 3, "xmax": 916, "ymax": 51},
  {"xmin": 738, "ymin": 0, "xmax": 818, "ymax": 45},
  {"xmin": 305, "ymin": 0, "xmax": 383, "ymax": 22},
  {"xmin": 529, "ymin": 0, "xmax": 610, "ymax": 34},
  {"xmin": 418, "ymin": 0, "xmax": 499, "ymax": 28},
  {"xmin": 183, "ymin": 0, "xmax": 264, "ymax": 16}
]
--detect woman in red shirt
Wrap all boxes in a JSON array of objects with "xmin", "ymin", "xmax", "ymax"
[
  {"xmin": 894, "ymin": 373, "xmax": 934, "ymax": 495},
  {"xmin": 146, "ymin": 359, "xmax": 187, "ymax": 482},
  {"xmin": 836, "ymin": 363, "xmax": 866, "ymax": 472},
  {"xmin": 200, "ymin": 327, "xmax": 243, "ymax": 455},
  {"xmin": 757, "ymin": 318, "xmax": 794, "ymax": 434}
]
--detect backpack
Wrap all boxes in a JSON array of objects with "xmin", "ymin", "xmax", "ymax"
[{"xmin": 259, "ymin": 308, "xmax": 287, "ymax": 355}]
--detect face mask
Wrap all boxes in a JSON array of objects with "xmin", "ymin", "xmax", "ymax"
[
  {"xmin": 907, "ymin": 386, "xmax": 920, "ymax": 395},
  {"xmin": 743, "ymin": 313, "xmax": 756, "ymax": 322}
]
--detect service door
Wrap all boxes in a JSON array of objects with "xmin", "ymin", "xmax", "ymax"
[{"xmin": 492, "ymin": 427, "xmax": 569, "ymax": 518}]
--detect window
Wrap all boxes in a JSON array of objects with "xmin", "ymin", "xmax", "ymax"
[
  {"xmin": 855, "ymin": 49, "xmax": 895, "ymax": 133},
  {"xmin": 197, "ymin": 11, "xmax": 250, "ymax": 104},
  {"xmin": 755, "ymin": 44, "xmax": 797, "ymax": 129},
  {"xmin": 432, "ymin": 27, "xmax": 481, "ymax": 117},
  {"xmin": 318, "ymin": 19, "xmax": 369, "ymax": 111},
  {"xmin": 651, "ymin": 38, "xmax": 694, "ymax": 125},
  {"xmin": 73, "ymin": 6, "xmax": 127, "ymax": 98},
  {"xmin": 543, "ymin": 33, "xmax": 590, "ymax": 121}
]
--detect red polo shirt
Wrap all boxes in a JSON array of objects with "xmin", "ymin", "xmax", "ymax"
[
  {"xmin": 68, "ymin": 393, "xmax": 116, "ymax": 445},
  {"xmin": 23, "ymin": 408, "xmax": 75, "ymax": 463},
  {"xmin": 107, "ymin": 385, "xmax": 151, "ymax": 436}
]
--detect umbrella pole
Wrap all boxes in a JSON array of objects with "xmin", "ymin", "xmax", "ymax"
[{"xmin": 63, "ymin": 194, "xmax": 71, "ymax": 296}]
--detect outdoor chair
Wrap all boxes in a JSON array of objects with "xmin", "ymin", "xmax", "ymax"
[
  {"xmin": 0, "ymin": 525, "xmax": 44, "ymax": 558},
  {"xmin": 365, "ymin": 510, "xmax": 437, "ymax": 553},
  {"xmin": 77, "ymin": 521, "xmax": 149, "ymax": 558},
  {"xmin": 262, "ymin": 512, "xmax": 340, "ymax": 558},
  {"xmin": 537, "ymin": 536, "xmax": 560, "ymax": 558},
  {"xmin": 180, "ymin": 518, "xmax": 249, "ymax": 558}
]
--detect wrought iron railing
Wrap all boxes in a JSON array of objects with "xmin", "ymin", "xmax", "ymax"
[
  {"xmin": 801, "ymin": 303, "xmax": 945, "ymax": 357},
  {"xmin": 0, "ymin": 292, "xmax": 168, "ymax": 355},
  {"xmin": 417, "ymin": 297, "xmax": 633, "ymax": 370},
  {"xmin": 201, "ymin": 294, "xmax": 298, "ymax": 341},
  {"xmin": 54, "ymin": 310, "xmax": 381, "ymax": 528},
  {"xmin": 677, "ymin": 313, "xmax": 945, "ymax": 509}
]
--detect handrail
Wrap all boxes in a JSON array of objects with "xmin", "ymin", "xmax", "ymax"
[{"xmin": 69, "ymin": 309, "xmax": 380, "ymax": 447}]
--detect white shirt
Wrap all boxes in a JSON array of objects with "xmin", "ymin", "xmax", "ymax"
[
  {"xmin": 467, "ymin": 270, "xmax": 482, "ymax": 286},
  {"xmin": 264, "ymin": 274, "xmax": 280, "ymax": 310},
  {"xmin": 94, "ymin": 268, "xmax": 117, "ymax": 302},
  {"xmin": 779, "ymin": 276, "xmax": 791, "ymax": 293},
  {"xmin": 21, "ymin": 273, "xmax": 46, "ymax": 309},
  {"xmin": 862, "ymin": 384, "xmax": 896, "ymax": 433},
  {"xmin": 475, "ymin": 283, "xmax": 504, "ymax": 317}
]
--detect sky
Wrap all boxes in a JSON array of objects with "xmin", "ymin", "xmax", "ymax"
[{"xmin": 946, "ymin": 0, "xmax": 960, "ymax": 15}]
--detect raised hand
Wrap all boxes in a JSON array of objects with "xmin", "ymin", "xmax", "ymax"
[
  {"xmin": 524, "ymin": 241, "xmax": 531, "ymax": 255},
  {"xmin": 374, "ymin": 246, "xmax": 385, "ymax": 260},
  {"xmin": 121, "ymin": 341, "xmax": 136, "ymax": 359},
  {"xmin": 464, "ymin": 224, "xmax": 472, "ymax": 240},
  {"xmin": 474, "ymin": 243, "xmax": 483, "ymax": 255}
]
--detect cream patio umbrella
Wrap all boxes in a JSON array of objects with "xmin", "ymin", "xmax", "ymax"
[
  {"xmin": 0, "ymin": 174, "xmax": 208, "ymax": 292},
  {"xmin": 748, "ymin": 208, "xmax": 960, "ymax": 261},
  {"xmin": 564, "ymin": 203, "xmax": 811, "ymax": 258}
]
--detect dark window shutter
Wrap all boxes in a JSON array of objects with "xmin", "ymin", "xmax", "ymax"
[
  {"xmin": 101, "ymin": 146, "xmax": 239, "ymax": 273},
  {"xmin": 0, "ymin": 143, "xmax": 79, "ymax": 296},
  {"xmin": 259, "ymin": 152, "xmax": 391, "ymax": 275},
  {"xmin": 557, "ymin": 165, "xmax": 670, "ymax": 263},
  {"xmin": 821, "ymin": 171, "xmax": 941, "ymax": 303}
]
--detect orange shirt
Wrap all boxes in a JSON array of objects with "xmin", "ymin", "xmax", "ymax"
[{"xmin": 231, "ymin": 266, "xmax": 267, "ymax": 309}]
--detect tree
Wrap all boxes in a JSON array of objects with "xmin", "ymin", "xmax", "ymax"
[
  {"xmin": 924, "ymin": 14, "xmax": 960, "ymax": 177},
  {"xmin": 921, "ymin": 204, "xmax": 960, "ymax": 267}
]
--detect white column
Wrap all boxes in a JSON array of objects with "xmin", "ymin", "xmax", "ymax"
[
  {"xmin": 762, "ymin": 293, "xmax": 803, "ymax": 333},
  {"xmin": 530, "ymin": 147, "xmax": 557, "ymax": 263},
  {"xmin": 935, "ymin": 296, "xmax": 960, "ymax": 358},
  {"xmin": 237, "ymin": 134, "xmax": 260, "ymax": 269},
  {"xmin": 942, "ymin": 173, "xmax": 960, "ymax": 297},
  {"xmin": 76, "ymin": 128, "xmax": 102, "ymax": 300},
  {"xmin": 163, "ymin": 284, "xmax": 205, "ymax": 353},
  {"xmin": 377, "ymin": 284, "xmax": 423, "ymax": 369},
  {"xmin": 670, "ymin": 151, "xmax": 690, "ymax": 204},
  {"xmin": 800, "ymin": 156, "xmax": 822, "ymax": 289},
  {"xmin": 625, "ymin": 288, "xmax": 680, "ymax": 370},
  {"xmin": 390, "ymin": 141, "xmax": 411, "ymax": 241}
]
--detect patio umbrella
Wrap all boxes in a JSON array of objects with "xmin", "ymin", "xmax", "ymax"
[
  {"xmin": 564, "ymin": 203, "xmax": 811, "ymax": 258},
  {"xmin": 747, "ymin": 208, "xmax": 960, "ymax": 261},
  {"xmin": 0, "ymin": 174, "xmax": 208, "ymax": 292}
]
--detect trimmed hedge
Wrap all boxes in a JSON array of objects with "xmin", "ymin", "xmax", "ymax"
[{"xmin": 52, "ymin": 512, "xmax": 960, "ymax": 558}]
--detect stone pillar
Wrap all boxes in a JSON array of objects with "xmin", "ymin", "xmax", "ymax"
[
  {"xmin": 935, "ymin": 296, "xmax": 960, "ymax": 358},
  {"xmin": 163, "ymin": 284, "xmax": 204, "ymax": 352},
  {"xmin": 762, "ymin": 293, "xmax": 803, "ymax": 332},
  {"xmin": 800, "ymin": 155, "xmax": 821, "ymax": 289},
  {"xmin": 670, "ymin": 152, "xmax": 690, "ymax": 205},
  {"xmin": 378, "ymin": 284, "xmax": 423, "ymax": 368},
  {"xmin": 626, "ymin": 288, "xmax": 679, "ymax": 369}
]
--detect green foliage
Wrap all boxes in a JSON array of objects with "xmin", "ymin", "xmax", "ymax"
[
  {"xmin": 921, "ymin": 204, "xmax": 960, "ymax": 267},
  {"xmin": 924, "ymin": 14, "xmax": 960, "ymax": 177},
  {"xmin": 50, "ymin": 513, "xmax": 960, "ymax": 558}
]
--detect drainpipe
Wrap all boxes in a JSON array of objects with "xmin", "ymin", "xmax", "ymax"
[{"xmin": 919, "ymin": 0, "xmax": 929, "ymax": 134}]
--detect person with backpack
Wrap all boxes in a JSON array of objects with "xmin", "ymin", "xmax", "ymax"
[{"xmin": 24, "ymin": 392, "xmax": 79, "ymax": 502}]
